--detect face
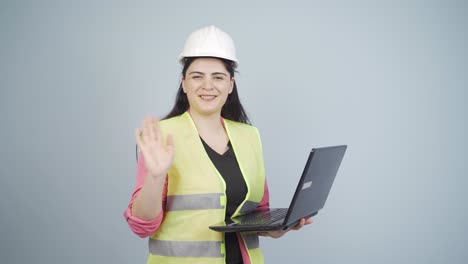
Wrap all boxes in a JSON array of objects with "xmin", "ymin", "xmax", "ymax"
[{"xmin": 182, "ymin": 58, "xmax": 234, "ymax": 117}]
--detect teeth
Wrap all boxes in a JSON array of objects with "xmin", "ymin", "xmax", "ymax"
[{"xmin": 200, "ymin": 95, "xmax": 216, "ymax": 101}]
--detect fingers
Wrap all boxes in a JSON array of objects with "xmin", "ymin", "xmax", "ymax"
[
  {"xmin": 293, "ymin": 218, "xmax": 306, "ymax": 230},
  {"xmin": 136, "ymin": 117, "xmax": 173, "ymax": 151},
  {"xmin": 140, "ymin": 117, "xmax": 150, "ymax": 144},
  {"xmin": 263, "ymin": 218, "xmax": 313, "ymax": 239},
  {"xmin": 147, "ymin": 117, "xmax": 157, "ymax": 141},
  {"xmin": 290, "ymin": 218, "xmax": 308, "ymax": 231},
  {"xmin": 143, "ymin": 117, "xmax": 156, "ymax": 144},
  {"xmin": 139, "ymin": 117, "xmax": 162, "ymax": 146}
]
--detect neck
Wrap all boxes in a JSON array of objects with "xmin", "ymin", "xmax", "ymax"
[{"xmin": 189, "ymin": 110, "xmax": 224, "ymax": 135}]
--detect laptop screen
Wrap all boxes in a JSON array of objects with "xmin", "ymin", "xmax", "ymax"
[{"xmin": 285, "ymin": 146, "xmax": 347, "ymax": 225}]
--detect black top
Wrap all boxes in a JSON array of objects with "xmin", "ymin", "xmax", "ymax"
[{"xmin": 201, "ymin": 137, "xmax": 247, "ymax": 264}]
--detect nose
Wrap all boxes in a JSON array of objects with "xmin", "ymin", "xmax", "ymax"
[{"xmin": 201, "ymin": 78, "xmax": 215, "ymax": 90}]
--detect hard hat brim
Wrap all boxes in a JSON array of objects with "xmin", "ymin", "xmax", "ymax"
[{"xmin": 178, "ymin": 53, "xmax": 238, "ymax": 67}]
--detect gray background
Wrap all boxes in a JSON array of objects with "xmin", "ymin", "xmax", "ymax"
[{"xmin": 1, "ymin": 1, "xmax": 467, "ymax": 263}]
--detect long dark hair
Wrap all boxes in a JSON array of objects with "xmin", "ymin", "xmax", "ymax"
[{"xmin": 163, "ymin": 57, "xmax": 251, "ymax": 124}]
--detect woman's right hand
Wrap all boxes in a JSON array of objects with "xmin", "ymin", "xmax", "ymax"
[{"xmin": 135, "ymin": 117, "xmax": 174, "ymax": 179}]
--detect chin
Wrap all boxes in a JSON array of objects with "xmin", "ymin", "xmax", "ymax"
[
  {"xmin": 192, "ymin": 106, "xmax": 223, "ymax": 116},
  {"xmin": 188, "ymin": 98, "xmax": 226, "ymax": 116}
]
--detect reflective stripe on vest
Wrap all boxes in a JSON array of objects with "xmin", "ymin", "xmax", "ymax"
[
  {"xmin": 166, "ymin": 193, "xmax": 225, "ymax": 211},
  {"xmin": 149, "ymin": 238, "xmax": 223, "ymax": 258}
]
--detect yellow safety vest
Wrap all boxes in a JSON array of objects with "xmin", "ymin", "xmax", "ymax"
[{"xmin": 146, "ymin": 111, "xmax": 265, "ymax": 264}]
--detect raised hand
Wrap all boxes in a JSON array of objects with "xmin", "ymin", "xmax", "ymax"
[{"xmin": 135, "ymin": 117, "xmax": 174, "ymax": 179}]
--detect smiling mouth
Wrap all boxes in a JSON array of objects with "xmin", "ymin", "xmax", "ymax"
[{"xmin": 199, "ymin": 95, "xmax": 217, "ymax": 101}]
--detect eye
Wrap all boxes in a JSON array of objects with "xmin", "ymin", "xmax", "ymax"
[
  {"xmin": 193, "ymin": 75, "xmax": 202, "ymax": 79},
  {"xmin": 214, "ymin": 76, "xmax": 224, "ymax": 80}
]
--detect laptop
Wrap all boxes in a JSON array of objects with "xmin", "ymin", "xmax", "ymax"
[{"xmin": 209, "ymin": 145, "xmax": 347, "ymax": 233}]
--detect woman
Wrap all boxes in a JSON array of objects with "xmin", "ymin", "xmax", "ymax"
[{"xmin": 124, "ymin": 25, "xmax": 312, "ymax": 264}]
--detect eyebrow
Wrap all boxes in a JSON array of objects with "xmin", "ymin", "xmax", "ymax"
[{"xmin": 188, "ymin": 71, "xmax": 228, "ymax": 77}]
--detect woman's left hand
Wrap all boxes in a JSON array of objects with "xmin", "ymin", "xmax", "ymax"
[{"xmin": 257, "ymin": 218, "xmax": 313, "ymax": 239}]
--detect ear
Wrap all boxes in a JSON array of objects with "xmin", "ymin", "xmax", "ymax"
[{"xmin": 229, "ymin": 78, "xmax": 234, "ymax": 94}]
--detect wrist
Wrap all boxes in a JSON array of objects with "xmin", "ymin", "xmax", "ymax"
[{"xmin": 144, "ymin": 173, "xmax": 166, "ymax": 184}]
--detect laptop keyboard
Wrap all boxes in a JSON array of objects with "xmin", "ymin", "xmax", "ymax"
[{"xmin": 236, "ymin": 208, "xmax": 288, "ymax": 225}]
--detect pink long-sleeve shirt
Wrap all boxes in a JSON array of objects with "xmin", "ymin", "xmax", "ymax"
[{"xmin": 124, "ymin": 154, "xmax": 270, "ymax": 264}]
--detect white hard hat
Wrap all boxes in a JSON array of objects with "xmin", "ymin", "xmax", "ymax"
[{"xmin": 179, "ymin": 25, "xmax": 238, "ymax": 66}]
